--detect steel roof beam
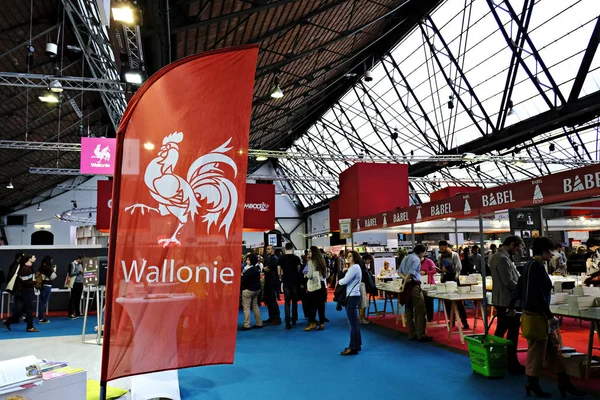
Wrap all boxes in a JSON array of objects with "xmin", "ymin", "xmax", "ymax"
[
  {"xmin": 568, "ymin": 16, "xmax": 600, "ymax": 104},
  {"xmin": 0, "ymin": 72, "xmax": 125, "ymax": 93}
]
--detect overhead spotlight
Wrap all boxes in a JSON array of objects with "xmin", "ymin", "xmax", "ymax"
[
  {"xmin": 38, "ymin": 90, "xmax": 59, "ymax": 103},
  {"xmin": 549, "ymin": 143, "xmax": 555, "ymax": 152},
  {"xmin": 574, "ymin": 144, "xmax": 579, "ymax": 153},
  {"xmin": 463, "ymin": 152, "xmax": 477, "ymax": 160},
  {"xmin": 78, "ymin": 124, "xmax": 85, "ymax": 137},
  {"xmin": 448, "ymin": 98, "xmax": 454, "ymax": 110},
  {"xmin": 49, "ymin": 80, "xmax": 63, "ymax": 93},
  {"xmin": 88, "ymin": 212, "xmax": 92, "ymax": 218},
  {"xmin": 391, "ymin": 127, "xmax": 399, "ymax": 140},
  {"xmin": 112, "ymin": 5, "xmax": 135, "ymax": 24},
  {"xmin": 475, "ymin": 165, "xmax": 481, "ymax": 172},
  {"xmin": 507, "ymin": 99, "xmax": 515, "ymax": 115},
  {"xmin": 26, "ymin": 45, "xmax": 34, "ymax": 66},
  {"xmin": 6, "ymin": 181, "xmax": 14, "ymax": 189},
  {"xmin": 45, "ymin": 43, "xmax": 58, "ymax": 57},
  {"xmin": 37, "ymin": 204, "xmax": 42, "ymax": 212},
  {"xmin": 363, "ymin": 70, "xmax": 373, "ymax": 82},
  {"xmin": 269, "ymin": 77, "xmax": 284, "ymax": 99},
  {"xmin": 410, "ymin": 150, "xmax": 414, "ymax": 157},
  {"xmin": 256, "ymin": 155, "xmax": 268, "ymax": 162},
  {"xmin": 72, "ymin": 200, "xmax": 78, "ymax": 209},
  {"xmin": 124, "ymin": 70, "xmax": 143, "ymax": 85}
]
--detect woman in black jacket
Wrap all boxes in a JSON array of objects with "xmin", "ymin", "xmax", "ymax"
[
  {"xmin": 37, "ymin": 256, "xmax": 57, "ymax": 324},
  {"xmin": 513, "ymin": 238, "xmax": 584, "ymax": 398},
  {"xmin": 3, "ymin": 254, "xmax": 38, "ymax": 332},
  {"xmin": 240, "ymin": 254, "xmax": 263, "ymax": 331}
]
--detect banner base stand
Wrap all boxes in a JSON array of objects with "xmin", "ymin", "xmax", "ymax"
[{"xmin": 131, "ymin": 370, "xmax": 181, "ymax": 400}]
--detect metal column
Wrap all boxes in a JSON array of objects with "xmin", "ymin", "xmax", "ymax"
[
  {"xmin": 479, "ymin": 214, "xmax": 489, "ymax": 333},
  {"xmin": 411, "ymin": 223, "xmax": 415, "ymax": 247}
]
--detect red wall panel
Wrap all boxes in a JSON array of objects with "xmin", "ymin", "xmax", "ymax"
[
  {"xmin": 329, "ymin": 198, "xmax": 340, "ymax": 232},
  {"xmin": 338, "ymin": 163, "xmax": 409, "ymax": 219},
  {"xmin": 429, "ymin": 186, "xmax": 482, "ymax": 202}
]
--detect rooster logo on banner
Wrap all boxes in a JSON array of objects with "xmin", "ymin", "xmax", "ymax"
[{"xmin": 125, "ymin": 132, "xmax": 238, "ymax": 247}]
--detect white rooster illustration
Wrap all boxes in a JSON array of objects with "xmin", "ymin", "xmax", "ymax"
[
  {"xmin": 124, "ymin": 132, "xmax": 238, "ymax": 247},
  {"xmin": 93, "ymin": 144, "xmax": 111, "ymax": 162}
]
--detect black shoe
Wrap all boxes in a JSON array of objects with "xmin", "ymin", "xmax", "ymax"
[
  {"xmin": 38, "ymin": 319, "xmax": 50, "ymax": 324},
  {"xmin": 526, "ymin": 376, "xmax": 551, "ymax": 398},
  {"xmin": 252, "ymin": 325, "xmax": 263, "ymax": 329},
  {"xmin": 324, "ymin": 318, "xmax": 330, "ymax": 323},
  {"xmin": 292, "ymin": 320, "xmax": 297, "ymax": 326},
  {"xmin": 417, "ymin": 336, "xmax": 434, "ymax": 343},
  {"xmin": 341, "ymin": 348, "xmax": 358, "ymax": 356},
  {"xmin": 238, "ymin": 326, "xmax": 251, "ymax": 331},
  {"xmin": 68, "ymin": 315, "xmax": 77, "ymax": 320},
  {"xmin": 2, "ymin": 320, "xmax": 11, "ymax": 331},
  {"xmin": 264, "ymin": 319, "xmax": 273, "ymax": 324},
  {"xmin": 462, "ymin": 323, "xmax": 470, "ymax": 330},
  {"xmin": 507, "ymin": 363, "xmax": 526, "ymax": 375},
  {"xmin": 285, "ymin": 324, "xmax": 292, "ymax": 330},
  {"xmin": 271, "ymin": 319, "xmax": 282, "ymax": 326},
  {"xmin": 409, "ymin": 336, "xmax": 418, "ymax": 341},
  {"xmin": 557, "ymin": 373, "xmax": 585, "ymax": 397}
]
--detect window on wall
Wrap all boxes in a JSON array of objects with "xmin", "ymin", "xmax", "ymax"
[{"xmin": 31, "ymin": 230, "xmax": 54, "ymax": 246}]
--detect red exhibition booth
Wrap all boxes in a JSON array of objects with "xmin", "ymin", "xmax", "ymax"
[{"xmin": 347, "ymin": 163, "xmax": 600, "ymax": 386}]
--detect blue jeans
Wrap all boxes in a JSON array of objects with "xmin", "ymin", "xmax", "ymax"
[
  {"xmin": 38, "ymin": 285, "xmax": 52, "ymax": 320},
  {"xmin": 345, "ymin": 295, "xmax": 362, "ymax": 350}
]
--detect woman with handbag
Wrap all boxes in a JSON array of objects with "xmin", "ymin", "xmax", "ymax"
[
  {"xmin": 513, "ymin": 237, "xmax": 584, "ymax": 398},
  {"xmin": 3, "ymin": 254, "xmax": 38, "ymax": 332},
  {"xmin": 304, "ymin": 246, "xmax": 329, "ymax": 331},
  {"xmin": 37, "ymin": 256, "xmax": 57, "ymax": 324},
  {"xmin": 338, "ymin": 250, "xmax": 363, "ymax": 355}
]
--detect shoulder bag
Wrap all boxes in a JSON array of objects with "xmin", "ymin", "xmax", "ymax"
[
  {"xmin": 307, "ymin": 270, "xmax": 321, "ymax": 292},
  {"xmin": 520, "ymin": 261, "xmax": 549, "ymax": 341},
  {"xmin": 5, "ymin": 265, "xmax": 20, "ymax": 293}
]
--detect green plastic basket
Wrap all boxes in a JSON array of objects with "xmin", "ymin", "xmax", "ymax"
[{"xmin": 464, "ymin": 334, "xmax": 512, "ymax": 378}]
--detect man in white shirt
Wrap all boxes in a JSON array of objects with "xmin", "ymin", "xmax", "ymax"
[{"xmin": 399, "ymin": 245, "xmax": 432, "ymax": 342}]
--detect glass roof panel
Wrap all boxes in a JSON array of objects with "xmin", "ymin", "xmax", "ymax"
[{"xmin": 281, "ymin": 0, "xmax": 600, "ymax": 208}]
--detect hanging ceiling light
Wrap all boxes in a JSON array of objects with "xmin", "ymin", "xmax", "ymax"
[
  {"xmin": 269, "ymin": 77, "xmax": 284, "ymax": 99},
  {"xmin": 49, "ymin": 80, "xmax": 63, "ymax": 92},
  {"xmin": 549, "ymin": 143, "xmax": 555, "ymax": 152},
  {"xmin": 256, "ymin": 155, "xmax": 268, "ymax": 162},
  {"xmin": 112, "ymin": 5, "xmax": 135, "ymax": 24},
  {"xmin": 6, "ymin": 181, "xmax": 14, "ymax": 189},
  {"xmin": 37, "ymin": 204, "xmax": 42, "ymax": 212},
  {"xmin": 124, "ymin": 70, "xmax": 143, "ymax": 85},
  {"xmin": 39, "ymin": 90, "xmax": 59, "ymax": 103},
  {"xmin": 507, "ymin": 99, "xmax": 515, "ymax": 116}
]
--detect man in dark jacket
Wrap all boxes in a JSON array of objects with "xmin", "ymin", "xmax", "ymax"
[
  {"xmin": 278, "ymin": 243, "xmax": 302, "ymax": 330},
  {"xmin": 263, "ymin": 245, "xmax": 281, "ymax": 325},
  {"xmin": 240, "ymin": 254, "xmax": 263, "ymax": 331}
]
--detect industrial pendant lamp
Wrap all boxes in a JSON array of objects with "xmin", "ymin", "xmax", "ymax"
[
  {"xmin": 269, "ymin": 77, "xmax": 284, "ymax": 99},
  {"xmin": 256, "ymin": 155, "xmax": 268, "ymax": 162},
  {"xmin": 39, "ymin": 89, "xmax": 59, "ymax": 103}
]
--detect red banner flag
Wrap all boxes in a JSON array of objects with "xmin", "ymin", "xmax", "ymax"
[
  {"xmin": 96, "ymin": 180, "xmax": 112, "ymax": 232},
  {"xmin": 243, "ymin": 183, "xmax": 275, "ymax": 231},
  {"xmin": 100, "ymin": 45, "xmax": 258, "ymax": 382}
]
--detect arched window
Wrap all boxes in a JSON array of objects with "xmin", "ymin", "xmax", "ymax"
[{"xmin": 31, "ymin": 230, "xmax": 54, "ymax": 245}]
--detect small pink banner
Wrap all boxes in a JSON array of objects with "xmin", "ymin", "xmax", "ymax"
[{"xmin": 80, "ymin": 137, "xmax": 116, "ymax": 175}]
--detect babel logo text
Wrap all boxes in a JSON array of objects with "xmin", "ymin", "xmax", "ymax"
[
  {"xmin": 564, "ymin": 173, "xmax": 600, "ymax": 193},
  {"xmin": 244, "ymin": 202, "xmax": 270, "ymax": 212}
]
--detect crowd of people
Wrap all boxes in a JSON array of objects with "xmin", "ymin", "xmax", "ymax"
[
  {"xmin": 0, "ymin": 253, "xmax": 86, "ymax": 332},
  {"xmin": 239, "ymin": 235, "xmax": 597, "ymax": 395}
]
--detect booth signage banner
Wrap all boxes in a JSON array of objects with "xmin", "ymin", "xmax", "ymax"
[
  {"xmin": 478, "ymin": 164, "xmax": 600, "ymax": 214},
  {"xmin": 80, "ymin": 137, "xmax": 117, "ymax": 175},
  {"xmin": 350, "ymin": 164, "xmax": 600, "ymax": 233},
  {"xmin": 268, "ymin": 233, "xmax": 277, "ymax": 246},
  {"xmin": 243, "ymin": 183, "xmax": 275, "ymax": 230},
  {"xmin": 339, "ymin": 218, "xmax": 352, "ymax": 239},
  {"xmin": 96, "ymin": 180, "xmax": 112, "ymax": 232},
  {"xmin": 101, "ymin": 45, "xmax": 259, "ymax": 382}
]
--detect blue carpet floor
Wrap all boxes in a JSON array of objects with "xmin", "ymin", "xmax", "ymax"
[
  {"xmin": 0, "ymin": 315, "xmax": 97, "ymax": 338},
  {"xmin": 3, "ymin": 303, "xmax": 597, "ymax": 399},
  {"xmin": 178, "ymin": 302, "xmax": 593, "ymax": 400}
]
